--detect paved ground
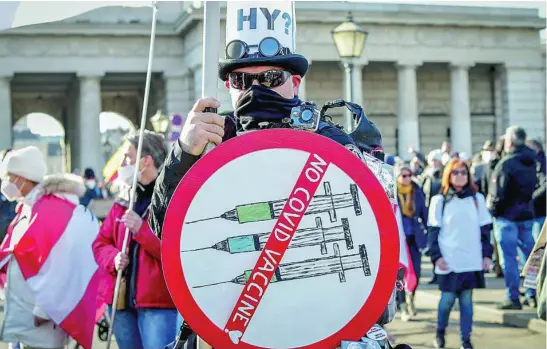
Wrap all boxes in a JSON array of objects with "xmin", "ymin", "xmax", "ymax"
[
  {"xmin": 0, "ymin": 258, "xmax": 544, "ymax": 349},
  {"xmin": 385, "ymin": 259, "xmax": 546, "ymax": 349}
]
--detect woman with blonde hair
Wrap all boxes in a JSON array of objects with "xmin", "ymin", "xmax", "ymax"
[{"xmin": 427, "ymin": 158, "xmax": 493, "ymax": 349}]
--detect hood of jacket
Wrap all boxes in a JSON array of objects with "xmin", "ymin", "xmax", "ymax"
[
  {"xmin": 24, "ymin": 174, "xmax": 85, "ymax": 207},
  {"xmin": 505, "ymin": 145, "xmax": 537, "ymax": 168}
]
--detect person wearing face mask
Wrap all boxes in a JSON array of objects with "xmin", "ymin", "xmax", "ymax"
[
  {"xmin": 0, "ymin": 146, "xmax": 85, "ymax": 349},
  {"xmin": 79, "ymin": 168, "xmax": 103, "ymax": 207},
  {"xmin": 150, "ymin": 2, "xmax": 391, "ymax": 349},
  {"xmin": 92, "ymin": 130, "xmax": 176, "ymax": 349}
]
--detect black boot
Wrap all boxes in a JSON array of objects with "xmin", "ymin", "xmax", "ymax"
[
  {"xmin": 460, "ymin": 340, "xmax": 474, "ymax": 349},
  {"xmin": 496, "ymin": 299, "xmax": 522, "ymax": 310},
  {"xmin": 433, "ymin": 330, "xmax": 445, "ymax": 348}
]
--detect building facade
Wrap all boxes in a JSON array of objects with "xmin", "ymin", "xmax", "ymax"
[{"xmin": 0, "ymin": 1, "xmax": 545, "ymax": 173}]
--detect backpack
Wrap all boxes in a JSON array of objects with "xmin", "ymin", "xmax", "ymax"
[{"xmin": 440, "ymin": 193, "xmax": 478, "ymax": 218}]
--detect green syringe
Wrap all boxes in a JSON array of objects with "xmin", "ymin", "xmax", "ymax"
[
  {"xmin": 183, "ymin": 217, "xmax": 353, "ymax": 255},
  {"xmin": 187, "ymin": 181, "xmax": 362, "ymax": 225},
  {"xmin": 194, "ymin": 243, "xmax": 372, "ymax": 288}
]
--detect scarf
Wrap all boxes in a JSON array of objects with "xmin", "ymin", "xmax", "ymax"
[
  {"xmin": 234, "ymin": 85, "xmax": 301, "ymax": 131},
  {"xmin": 397, "ymin": 183, "xmax": 415, "ymax": 218},
  {"xmin": 133, "ymin": 180, "xmax": 155, "ymax": 217}
]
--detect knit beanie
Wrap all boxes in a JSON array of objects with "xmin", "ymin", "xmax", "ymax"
[{"xmin": 0, "ymin": 146, "xmax": 47, "ymax": 183}]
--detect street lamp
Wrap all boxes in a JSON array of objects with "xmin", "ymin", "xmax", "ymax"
[
  {"xmin": 151, "ymin": 110, "xmax": 169, "ymax": 134},
  {"xmin": 331, "ymin": 11, "xmax": 368, "ymax": 132}
]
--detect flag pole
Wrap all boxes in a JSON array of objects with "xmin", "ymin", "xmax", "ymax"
[
  {"xmin": 198, "ymin": 1, "xmax": 220, "ymax": 348},
  {"xmin": 105, "ymin": 2, "xmax": 158, "ymax": 349}
]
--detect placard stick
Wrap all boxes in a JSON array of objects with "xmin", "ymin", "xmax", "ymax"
[
  {"xmin": 105, "ymin": 2, "xmax": 158, "ymax": 349},
  {"xmin": 198, "ymin": 1, "xmax": 220, "ymax": 346},
  {"xmin": 201, "ymin": 0, "xmax": 221, "ymax": 155}
]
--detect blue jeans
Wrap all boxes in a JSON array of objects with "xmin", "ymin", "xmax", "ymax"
[
  {"xmin": 493, "ymin": 217, "xmax": 536, "ymax": 302},
  {"xmin": 108, "ymin": 306, "xmax": 177, "ymax": 349},
  {"xmin": 437, "ymin": 289, "xmax": 473, "ymax": 342},
  {"xmin": 532, "ymin": 216, "xmax": 545, "ymax": 242}
]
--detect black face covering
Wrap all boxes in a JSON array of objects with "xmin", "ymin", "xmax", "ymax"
[{"xmin": 234, "ymin": 85, "xmax": 300, "ymax": 127}]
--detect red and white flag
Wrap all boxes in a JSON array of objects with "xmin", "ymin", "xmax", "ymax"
[
  {"xmin": 0, "ymin": 195, "xmax": 102, "ymax": 349},
  {"xmin": 394, "ymin": 205, "xmax": 418, "ymax": 293}
]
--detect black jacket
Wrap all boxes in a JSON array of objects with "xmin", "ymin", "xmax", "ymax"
[
  {"xmin": 419, "ymin": 167, "xmax": 442, "ymax": 208},
  {"xmin": 148, "ymin": 118, "xmax": 359, "ymax": 239},
  {"xmin": 480, "ymin": 157, "xmax": 501, "ymax": 197},
  {"xmin": 488, "ymin": 145, "xmax": 538, "ymax": 221}
]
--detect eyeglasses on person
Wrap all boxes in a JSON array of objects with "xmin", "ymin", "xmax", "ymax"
[{"xmin": 228, "ymin": 70, "xmax": 292, "ymax": 90}]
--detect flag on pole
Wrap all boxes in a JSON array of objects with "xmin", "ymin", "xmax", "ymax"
[
  {"xmin": 0, "ymin": 1, "xmax": 150, "ymax": 31},
  {"xmin": 0, "ymin": 196, "xmax": 102, "ymax": 349}
]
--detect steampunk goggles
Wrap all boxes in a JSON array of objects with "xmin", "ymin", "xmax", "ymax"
[{"xmin": 225, "ymin": 37, "xmax": 290, "ymax": 60}]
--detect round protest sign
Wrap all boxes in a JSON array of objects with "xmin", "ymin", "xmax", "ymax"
[{"xmin": 162, "ymin": 129, "xmax": 399, "ymax": 349}]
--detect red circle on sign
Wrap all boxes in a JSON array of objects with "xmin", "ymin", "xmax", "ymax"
[{"xmin": 162, "ymin": 129, "xmax": 399, "ymax": 349}]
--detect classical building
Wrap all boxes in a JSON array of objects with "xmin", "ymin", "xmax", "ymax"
[{"xmin": 0, "ymin": 1, "xmax": 545, "ymax": 173}]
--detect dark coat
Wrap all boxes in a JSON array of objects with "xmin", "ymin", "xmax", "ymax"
[
  {"xmin": 488, "ymin": 145, "xmax": 538, "ymax": 221},
  {"xmin": 398, "ymin": 181, "xmax": 428, "ymax": 249}
]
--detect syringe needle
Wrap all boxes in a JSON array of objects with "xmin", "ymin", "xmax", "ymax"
[
  {"xmin": 186, "ymin": 216, "xmax": 221, "ymax": 224},
  {"xmin": 193, "ymin": 280, "xmax": 231, "ymax": 289}
]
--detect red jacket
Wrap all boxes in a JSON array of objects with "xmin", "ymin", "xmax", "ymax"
[{"xmin": 92, "ymin": 202, "xmax": 174, "ymax": 309}]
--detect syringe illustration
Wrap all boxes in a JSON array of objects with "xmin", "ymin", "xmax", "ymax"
[
  {"xmin": 194, "ymin": 243, "xmax": 372, "ymax": 289},
  {"xmin": 183, "ymin": 217, "xmax": 353, "ymax": 255},
  {"xmin": 187, "ymin": 181, "xmax": 362, "ymax": 225}
]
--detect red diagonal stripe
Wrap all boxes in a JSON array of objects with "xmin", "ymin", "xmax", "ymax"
[{"xmin": 223, "ymin": 153, "xmax": 330, "ymax": 343}]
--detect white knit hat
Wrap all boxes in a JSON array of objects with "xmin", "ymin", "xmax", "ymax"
[{"xmin": 0, "ymin": 146, "xmax": 47, "ymax": 183}]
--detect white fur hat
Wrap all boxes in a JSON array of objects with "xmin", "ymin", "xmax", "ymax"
[{"xmin": 0, "ymin": 146, "xmax": 47, "ymax": 183}]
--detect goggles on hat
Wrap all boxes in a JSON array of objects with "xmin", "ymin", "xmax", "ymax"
[
  {"xmin": 225, "ymin": 37, "xmax": 290, "ymax": 60},
  {"xmin": 228, "ymin": 70, "xmax": 292, "ymax": 90}
]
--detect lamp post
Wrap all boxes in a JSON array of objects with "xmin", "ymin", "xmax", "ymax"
[
  {"xmin": 331, "ymin": 12, "xmax": 368, "ymax": 132},
  {"xmin": 151, "ymin": 110, "xmax": 169, "ymax": 134}
]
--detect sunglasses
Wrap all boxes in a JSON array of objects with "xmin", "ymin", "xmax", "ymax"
[
  {"xmin": 451, "ymin": 169, "xmax": 468, "ymax": 176},
  {"xmin": 400, "ymin": 174, "xmax": 411, "ymax": 178},
  {"xmin": 228, "ymin": 70, "xmax": 292, "ymax": 90}
]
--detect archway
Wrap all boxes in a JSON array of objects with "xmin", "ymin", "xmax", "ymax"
[
  {"xmin": 100, "ymin": 112, "xmax": 136, "ymax": 163},
  {"xmin": 12, "ymin": 113, "xmax": 66, "ymax": 174}
]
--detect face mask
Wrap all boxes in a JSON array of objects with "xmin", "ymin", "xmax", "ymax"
[
  {"xmin": 116, "ymin": 164, "xmax": 142, "ymax": 187},
  {"xmin": 234, "ymin": 85, "xmax": 300, "ymax": 123},
  {"xmin": 1, "ymin": 180, "xmax": 22, "ymax": 202}
]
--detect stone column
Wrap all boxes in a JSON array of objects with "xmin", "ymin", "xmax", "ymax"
[
  {"xmin": 450, "ymin": 63, "xmax": 473, "ymax": 155},
  {"xmin": 396, "ymin": 62, "xmax": 421, "ymax": 159},
  {"xmin": 342, "ymin": 61, "xmax": 364, "ymax": 132},
  {"xmin": 165, "ymin": 72, "xmax": 193, "ymax": 120},
  {"xmin": 78, "ymin": 74, "xmax": 103, "ymax": 177},
  {"xmin": 0, "ymin": 76, "xmax": 12, "ymax": 151}
]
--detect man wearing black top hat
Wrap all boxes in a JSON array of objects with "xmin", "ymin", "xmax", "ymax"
[{"xmin": 148, "ymin": 2, "xmax": 395, "ymax": 348}]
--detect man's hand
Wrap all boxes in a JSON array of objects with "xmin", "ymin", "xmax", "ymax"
[
  {"xmin": 114, "ymin": 252, "xmax": 129, "ymax": 272},
  {"xmin": 435, "ymin": 257, "xmax": 449, "ymax": 271},
  {"xmin": 122, "ymin": 210, "xmax": 143, "ymax": 235},
  {"xmin": 179, "ymin": 98, "xmax": 225, "ymax": 156},
  {"xmin": 483, "ymin": 257, "xmax": 492, "ymax": 271},
  {"xmin": 34, "ymin": 316, "xmax": 50, "ymax": 327}
]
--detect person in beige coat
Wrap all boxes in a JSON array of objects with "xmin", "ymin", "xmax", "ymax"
[{"xmin": 0, "ymin": 146, "xmax": 87, "ymax": 349}]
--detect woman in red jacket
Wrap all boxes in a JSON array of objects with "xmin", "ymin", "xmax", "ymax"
[{"xmin": 93, "ymin": 130, "xmax": 175, "ymax": 349}]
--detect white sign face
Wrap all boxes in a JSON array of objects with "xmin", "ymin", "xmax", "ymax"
[
  {"xmin": 226, "ymin": 1, "xmax": 295, "ymax": 53},
  {"xmin": 162, "ymin": 129, "xmax": 399, "ymax": 349},
  {"xmin": 180, "ymin": 149, "xmax": 380, "ymax": 348}
]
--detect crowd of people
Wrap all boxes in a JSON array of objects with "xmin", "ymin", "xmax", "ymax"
[{"xmin": 387, "ymin": 126, "xmax": 546, "ymax": 349}]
